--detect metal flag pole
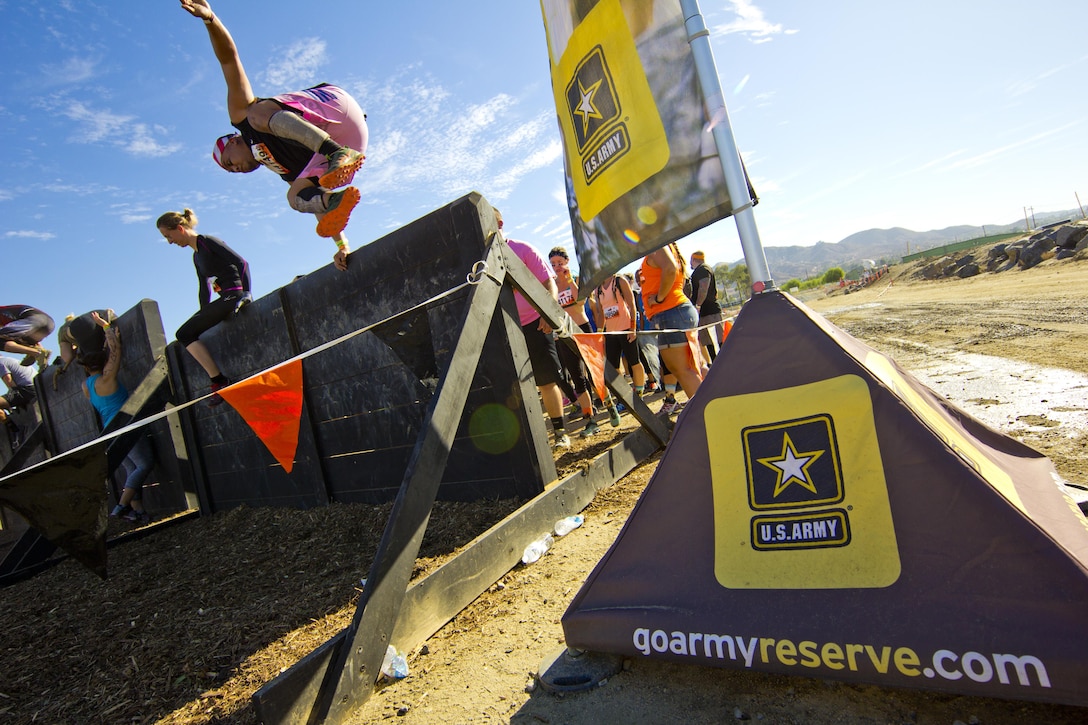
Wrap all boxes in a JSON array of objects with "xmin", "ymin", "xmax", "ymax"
[{"xmin": 680, "ymin": 0, "xmax": 774, "ymax": 292}]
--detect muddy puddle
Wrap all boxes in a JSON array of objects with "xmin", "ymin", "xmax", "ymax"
[{"xmin": 883, "ymin": 339, "xmax": 1088, "ymax": 436}]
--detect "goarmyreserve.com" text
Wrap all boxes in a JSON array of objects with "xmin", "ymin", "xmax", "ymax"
[{"xmin": 632, "ymin": 628, "xmax": 1050, "ymax": 688}]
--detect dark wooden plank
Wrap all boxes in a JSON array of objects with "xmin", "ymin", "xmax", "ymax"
[
  {"xmin": 251, "ymin": 425, "xmax": 661, "ymax": 724},
  {"xmin": 390, "ymin": 427, "xmax": 660, "ymax": 647},
  {"xmin": 316, "ymin": 240, "xmax": 509, "ymax": 724}
]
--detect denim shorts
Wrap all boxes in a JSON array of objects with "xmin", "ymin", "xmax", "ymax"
[{"xmin": 651, "ymin": 302, "xmax": 698, "ymax": 349}]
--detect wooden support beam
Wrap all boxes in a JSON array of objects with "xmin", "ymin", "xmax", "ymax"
[
  {"xmin": 254, "ymin": 233, "xmax": 675, "ymax": 724},
  {"xmin": 310, "ymin": 240, "xmax": 509, "ymax": 723},
  {"xmin": 253, "ymin": 426, "xmax": 661, "ymax": 723}
]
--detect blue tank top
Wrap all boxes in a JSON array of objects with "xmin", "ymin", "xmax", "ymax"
[{"xmin": 87, "ymin": 374, "xmax": 129, "ymax": 428}]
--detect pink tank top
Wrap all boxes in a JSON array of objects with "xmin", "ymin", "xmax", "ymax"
[{"xmin": 596, "ymin": 277, "xmax": 634, "ymax": 332}]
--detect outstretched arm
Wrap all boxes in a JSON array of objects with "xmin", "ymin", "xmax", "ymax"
[
  {"xmin": 93, "ymin": 313, "xmax": 122, "ymax": 395},
  {"xmin": 180, "ymin": 0, "xmax": 255, "ymax": 124}
]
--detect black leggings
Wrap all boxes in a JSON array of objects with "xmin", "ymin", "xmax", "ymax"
[
  {"xmin": 176, "ymin": 296, "xmax": 239, "ymax": 347},
  {"xmin": 557, "ymin": 323, "xmax": 593, "ymax": 396}
]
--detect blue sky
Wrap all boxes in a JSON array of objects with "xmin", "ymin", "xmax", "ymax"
[{"xmin": 2, "ymin": 0, "xmax": 1085, "ymax": 340}]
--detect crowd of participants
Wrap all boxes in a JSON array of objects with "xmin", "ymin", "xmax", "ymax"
[{"xmin": 497, "ymin": 208, "xmax": 728, "ymax": 450}]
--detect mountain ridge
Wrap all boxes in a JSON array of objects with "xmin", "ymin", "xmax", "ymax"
[{"xmin": 734, "ymin": 208, "xmax": 1082, "ymax": 281}]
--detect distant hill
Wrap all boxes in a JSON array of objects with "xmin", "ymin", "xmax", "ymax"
[{"xmin": 734, "ymin": 208, "xmax": 1083, "ymax": 282}]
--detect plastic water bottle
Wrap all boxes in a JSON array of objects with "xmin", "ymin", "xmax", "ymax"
[
  {"xmin": 391, "ymin": 652, "xmax": 408, "ymax": 679},
  {"xmin": 380, "ymin": 644, "xmax": 409, "ymax": 679},
  {"xmin": 554, "ymin": 515, "xmax": 584, "ymax": 536},
  {"xmin": 521, "ymin": 533, "xmax": 554, "ymax": 564}
]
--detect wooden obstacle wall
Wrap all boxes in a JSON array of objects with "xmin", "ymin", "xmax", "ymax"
[
  {"xmin": 2, "ymin": 194, "xmax": 554, "ymax": 575},
  {"xmin": 167, "ymin": 193, "xmax": 552, "ymax": 513}
]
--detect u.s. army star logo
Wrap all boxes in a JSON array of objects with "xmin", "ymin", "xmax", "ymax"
[
  {"xmin": 565, "ymin": 46, "xmax": 619, "ymax": 151},
  {"xmin": 705, "ymin": 374, "xmax": 901, "ymax": 588},
  {"xmin": 745, "ymin": 415, "xmax": 843, "ymax": 510}
]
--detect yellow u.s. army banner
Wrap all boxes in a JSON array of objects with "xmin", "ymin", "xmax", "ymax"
[
  {"xmin": 562, "ymin": 290, "xmax": 1088, "ymax": 707},
  {"xmin": 539, "ymin": 0, "xmax": 752, "ymax": 292}
]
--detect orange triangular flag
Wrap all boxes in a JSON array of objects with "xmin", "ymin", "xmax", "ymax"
[
  {"xmin": 218, "ymin": 359, "xmax": 304, "ymax": 473},
  {"xmin": 572, "ymin": 332, "xmax": 608, "ymax": 405}
]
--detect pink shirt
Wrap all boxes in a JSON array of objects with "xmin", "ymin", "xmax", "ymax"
[{"xmin": 506, "ymin": 238, "xmax": 555, "ymax": 326}]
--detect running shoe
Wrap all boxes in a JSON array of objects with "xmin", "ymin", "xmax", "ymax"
[
  {"xmin": 659, "ymin": 398, "xmax": 680, "ymax": 415},
  {"xmin": 553, "ymin": 433, "xmax": 572, "ymax": 451},
  {"xmin": 208, "ymin": 378, "xmax": 231, "ymax": 408},
  {"xmin": 318, "ymin": 147, "xmax": 365, "ymax": 189},
  {"xmin": 608, "ymin": 406, "xmax": 622, "ymax": 427},
  {"xmin": 580, "ymin": 420, "xmax": 601, "ymax": 438},
  {"xmin": 124, "ymin": 510, "xmax": 152, "ymax": 526},
  {"xmin": 316, "ymin": 186, "xmax": 361, "ymax": 238}
]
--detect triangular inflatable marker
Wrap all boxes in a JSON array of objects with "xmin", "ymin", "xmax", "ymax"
[
  {"xmin": 218, "ymin": 359, "xmax": 304, "ymax": 473},
  {"xmin": 562, "ymin": 290, "xmax": 1088, "ymax": 706},
  {"xmin": 572, "ymin": 332, "xmax": 608, "ymax": 406}
]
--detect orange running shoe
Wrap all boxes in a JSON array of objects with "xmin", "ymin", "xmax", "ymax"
[
  {"xmin": 316, "ymin": 186, "xmax": 361, "ymax": 238},
  {"xmin": 318, "ymin": 147, "xmax": 365, "ymax": 189}
]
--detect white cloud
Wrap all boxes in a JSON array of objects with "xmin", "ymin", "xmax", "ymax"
[
  {"xmin": 944, "ymin": 121, "xmax": 1082, "ymax": 171},
  {"xmin": 358, "ymin": 71, "xmax": 561, "ymax": 205},
  {"xmin": 64, "ymin": 101, "xmax": 131, "ymax": 143},
  {"xmin": 261, "ymin": 38, "xmax": 327, "ymax": 89},
  {"xmin": 6, "ymin": 230, "xmax": 56, "ymax": 240},
  {"xmin": 896, "ymin": 149, "xmax": 967, "ymax": 178},
  {"xmin": 41, "ymin": 182, "xmax": 121, "ymax": 196},
  {"xmin": 41, "ymin": 56, "xmax": 98, "ymax": 86},
  {"xmin": 714, "ymin": 0, "xmax": 796, "ymax": 43},
  {"xmin": 60, "ymin": 102, "xmax": 180, "ymax": 157}
]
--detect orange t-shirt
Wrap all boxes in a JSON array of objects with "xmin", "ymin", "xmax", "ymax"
[{"xmin": 640, "ymin": 247, "xmax": 688, "ymax": 319}]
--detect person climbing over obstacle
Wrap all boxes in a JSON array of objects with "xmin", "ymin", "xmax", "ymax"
[
  {"xmin": 156, "ymin": 208, "xmax": 252, "ymax": 407},
  {"xmin": 0, "ymin": 305, "xmax": 55, "ymax": 371},
  {"xmin": 0, "ymin": 354, "xmax": 39, "ymax": 447},
  {"xmin": 180, "ymin": 0, "xmax": 368, "ymax": 272},
  {"xmin": 81, "ymin": 313, "xmax": 155, "ymax": 526},
  {"xmin": 56, "ymin": 309, "xmax": 117, "ymax": 372}
]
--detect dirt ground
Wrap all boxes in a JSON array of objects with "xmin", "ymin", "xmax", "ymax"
[{"xmin": 3, "ymin": 252, "xmax": 1088, "ymax": 724}]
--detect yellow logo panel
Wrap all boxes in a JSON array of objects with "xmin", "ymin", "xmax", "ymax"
[
  {"xmin": 705, "ymin": 375, "xmax": 901, "ymax": 589},
  {"xmin": 551, "ymin": 0, "xmax": 668, "ymax": 221}
]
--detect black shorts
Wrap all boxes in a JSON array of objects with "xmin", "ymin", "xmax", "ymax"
[
  {"xmin": 520, "ymin": 320, "xmax": 563, "ymax": 387},
  {"xmin": 4, "ymin": 385, "xmax": 37, "ymax": 409},
  {"xmin": 605, "ymin": 332, "xmax": 641, "ymax": 372},
  {"xmin": 176, "ymin": 295, "xmax": 240, "ymax": 346}
]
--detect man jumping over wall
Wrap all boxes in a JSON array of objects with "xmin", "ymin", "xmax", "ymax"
[{"xmin": 180, "ymin": 0, "xmax": 368, "ymax": 272}]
